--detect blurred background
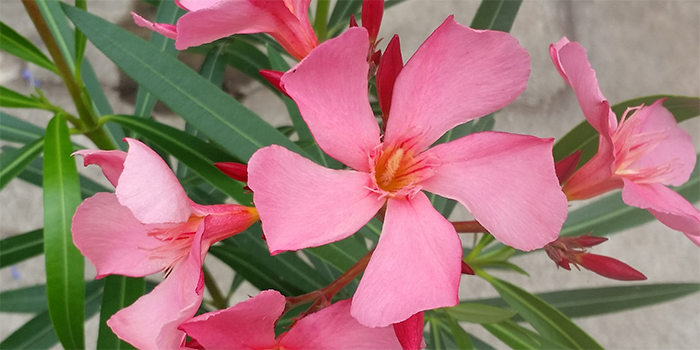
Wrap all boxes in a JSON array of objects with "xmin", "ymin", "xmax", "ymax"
[{"xmin": 1, "ymin": 0, "xmax": 699, "ymax": 348}]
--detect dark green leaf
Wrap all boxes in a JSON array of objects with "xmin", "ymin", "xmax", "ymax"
[
  {"xmin": 103, "ymin": 114, "xmax": 251, "ymax": 204},
  {"xmin": 43, "ymin": 115, "xmax": 84, "ymax": 350},
  {"xmin": 63, "ymin": 4, "xmax": 301, "ymax": 161},
  {"xmin": 0, "ymin": 229, "xmax": 43, "ymax": 269},
  {"xmin": 133, "ymin": 0, "xmax": 184, "ymax": 118},
  {"xmin": 445, "ymin": 313, "xmax": 475, "ymax": 350},
  {"xmin": 553, "ymin": 95, "xmax": 700, "ymax": 163},
  {"xmin": 0, "ymin": 281, "xmax": 49, "ymax": 314},
  {"xmin": 478, "ymin": 273, "xmax": 603, "ymax": 349},
  {"xmin": 482, "ymin": 320, "xmax": 563, "ymax": 350},
  {"xmin": 470, "ymin": 0, "xmax": 523, "ymax": 32},
  {"xmin": 0, "ymin": 137, "xmax": 44, "ymax": 190},
  {"xmin": 445, "ymin": 303, "xmax": 517, "ymax": 324},
  {"xmin": 0, "ymin": 87, "xmax": 46, "ymax": 109},
  {"xmin": 327, "ymin": 0, "xmax": 361, "ymax": 37},
  {"xmin": 0, "ymin": 112, "xmax": 45, "ymax": 143},
  {"xmin": 96, "ymin": 276, "xmax": 144, "ymax": 350},
  {"xmin": 467, "ymin": 283, "xmax": 700, "ymax": 321},
  {"xmin": 306, "ymin": 234, "xmax": 369, "ymax": 273},
  {"xmin": 0, "ymin": 21, "xmax": 58, "ymax": 73},
  {"xmin": 0, "ymin": 280, "xmax": 103, "ymax": 350},
  {"xmin": 561, "ymin": 154, "xmax": 699, "ymax": 237}
]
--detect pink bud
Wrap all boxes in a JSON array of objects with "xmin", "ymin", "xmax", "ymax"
[
  {"xmin": 393, "ymin": 311, "xmax": 424, "ymax": 350},
  {"xmin": 259, "ymin": 69, "xmax": 290, "ymax": 98},
  {"xmin": 361, "ymin": 0, "xmax": 384, "ymax": 44},
  {"xmin": 577, "ymin": 253, "xmax": 647, "ymax": 281},
  {"xmin": 376, "ymin": 35, "xmax": 402, "ymax": 119},
  {"xmin": 554, "ymin": 150, "xmax": 581, "ymax": 185},
  {"xmin": 349, "ymin": 14, "xmax": 358, "ymax": 28},
  {"xmin": 214, "ymin": 162, "xmax": 248, "ymax": 183}
]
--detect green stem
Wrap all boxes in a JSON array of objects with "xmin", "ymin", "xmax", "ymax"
[
  {"xmin": 466, "ymin": 233, "xmax": 495, "ymax": 260},
  {"xmin": 202, "ymin": 264, "xmax": 228, "ymax": 310},
  {"xmin": 313, "ymin": 0, "xmax": 330, "ymax": 41}
]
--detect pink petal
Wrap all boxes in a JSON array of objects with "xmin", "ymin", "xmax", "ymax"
[
  {"xmin": 116, "ymin": 138, "xmax": 192, "ymax": 224},
  {"xmin": 131, "ymin": 12, "xmax": 178, "ymax": 40},
  {"xmin": 107, "ymin": 223, "xmax": 206, "ymax": 350},
  {"xmin": 177, "ymin": 0, "xmax": 222, "ymax": 11},
  {"xmin": 421, "ymin": 132, "xmax": 567, "ymax": 251},
  {"xmin": 548, "ymin": 37, "xmax": 571, "ymax": 86},
  {"xmin": 555, "ymin": 41, "xmax": 617, "ymax": 135},
  {"xmin": 562, "ymin": 138, "xmax": 621, "ymax": 200},
  {"xmin": 179, "ymin": 290, "xmax": 283, "ymax": 350},
  {"xmin": 247, "ymin": 145, "xmax": 383, "ymax": 254},
  {"xmin": 72, "ymin": 149, "xmax": 126, "ymax": 187},
  {"xmin": 384, "ymin": 16, "xmax": 530, "ymax": 150},
  {"xmin": 190, "ymin": 204, "xmax": 259, "ymax": 245},
  {"xmin": 619, "ymin": 100, "xmax": 696, "ymax": 186},
  {"xmin": 621, "ymin": 180, "xmax": 700, "ymax": 238},
  {"xmin": 176, "ymin": 0, "xmax": 316, "ymax": 59},
  {"xmin": 351, "ymin": 192, "xmax": 462, "ymax": 327},
  {"xmin": 280, "ymin": 299, "xmax": 403, "ymax": 349},
  {"xmin": 71, "ymin": 193, "xmax": 167, "ymax": 278},
  {"xmin": 281, "ymin": 27, "xmax": 381, "ymax": 172}
]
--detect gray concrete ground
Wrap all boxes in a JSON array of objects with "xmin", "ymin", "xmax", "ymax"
[{"xmin": 1, "ymin": 0, "xmax": 699, "ymax": 349}]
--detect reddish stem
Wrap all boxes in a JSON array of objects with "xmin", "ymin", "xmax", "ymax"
[{"xmin": 452, "ymin": 220, "xmax": 488, "ymax": 233}]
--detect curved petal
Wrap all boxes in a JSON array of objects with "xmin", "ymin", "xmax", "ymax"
[
  {"xmin": 131, "ymin": 12, "xmax": 178, "ymax": 40},
  {"xmin": 549, "ymin": 37, "xmax": 571, "ymax": 85},
  {"xmin": 175, "ymin": 0, "xmax": 315, "ymax": 59},
  {"xmin": 384, "ymin": 16, "xmax": 530, "ymax": 150},
  {"xmin": 281, "ymin": 299, "xmax": 403, "ymax": 349},
  {"xmin": 621, "ymin": 180, "xmax": 700, "ymax": 237},
  {"xmin": 620, "ymin": 100, "xmax": 696, "ymax": 186},
  {"xmin": 281, "ymin": 28, "xmax": 381, "ymax": 171},
  {"xmin": 179, "ymin": 290, "xmax": 283, "ymax": 350},
  {"xmin": 421, "ymin": 132, "xmax": 567, "ymax": 251},
  {"xmin": 556, "ymin": 41, "xmax": 617, "ymax": 135},
  {"xmin": 71, "ymin": 193, "xmax": 166, "ymax": 278},
  {"xmin": 248, "ymin": 146, "xmax": 383, "ymax": 254},
  {"xmin": 73, "ymin": 149, "xmax": 126, "ymax": 187},
  {"xmin": 116, "ymin": 138, "xmax": 192, "ymax": 224},
  {"xmin": 351, "ymin": 192, "xmax": 462, "ymax": 327},
  {"xmin": 107, "ymin": 223, "xmax": 206, "ymax": 350},
  {"xmin": 177, "ymin": 0, "xmax": 222, "ymax": 11}
]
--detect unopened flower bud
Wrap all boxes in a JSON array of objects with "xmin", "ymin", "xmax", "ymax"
[
  {"xmin": 259, "ymin": 69, "xmax": 289, "ymax": 98},
  {"xmin": 215, "ymin": 162, "xmax": 248, "ymax": 183},
  {"xmin": 554, "ymin": 150, "xmax": 581, "ymax": 186},
  {"xmin": 577, "ymin": 253, "xmax": 647, "ymax": 281},
  {"xmin": 393, "ymin": 311, "xmax": 424, "ymax": 350}
]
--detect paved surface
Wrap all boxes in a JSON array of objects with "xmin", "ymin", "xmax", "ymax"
[{"xmin": 1, "ymin": 0, "xmax": 699, "ymax": 348}]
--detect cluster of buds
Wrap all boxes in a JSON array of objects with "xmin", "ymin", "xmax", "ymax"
[{"xmin": 544, "ymin": 234, "xmax": 646, "ymax": 281}]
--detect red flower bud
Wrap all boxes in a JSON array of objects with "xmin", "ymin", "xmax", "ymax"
[
  {"xmin": 214, "ymin": 162, "xmax": 248, "ymax": 183},
  {"xmin": 554, "ymin": 150, "xmax": 581, "ymax": 185},
  {"xmin": 573, "ymin": 233, "xmax": 608, "ymax": 248},
  {"xmin": 259, "ymin": 69, "xmax": 290, "ymax": 98},
  {"xmin": 376, "ymin": 34, "xmax": 403, "ymax": 120},
  {"xmin": 362, "ymin": 0, "xmax": 384, "ymax": 44},
  {"xmin": 461, "ymin": 261, "xmax": 475, "ymax": 275},
  {"xmin": 349, "ymin": 14, "xmax": 358, "ymax": 28},
  {"xmin": 393, "ymin": 311, "xmax": 424, "ymax": 350},
  {"xmin": 577, "ymin": 253, "xmax": 647, "ymax": 281}
]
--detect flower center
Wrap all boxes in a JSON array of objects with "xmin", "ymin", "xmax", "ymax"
[
  {"xmin": 370, "ymin": 140, "xmax": 437, "ymax": 198},
  {"xmin": 146, "ymin": 215, "xmax": 204, "ymax": 275}
]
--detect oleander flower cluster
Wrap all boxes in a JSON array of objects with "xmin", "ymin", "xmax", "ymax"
[{"xmin": 66, "ymin": 0, "xmax": 699, "ymax": 348}]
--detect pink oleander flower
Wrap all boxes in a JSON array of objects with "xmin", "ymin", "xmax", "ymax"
[
  {"xmin": 179, "ymin": 290, "xmax": 404, "ymax": 349},
  {"xmin": 551, "ymin": 37, "xmax": 700, "ymax": 246},
  {"xmin": 132, "ymin": 0, "xmax": 318, "ymax": 60},
  {"xmin": 248, "ymin": 17, "xmax": 568, "ymax": 327},
  {"xmin": 71, "ymin": 138, "xmax": 259, "ymax": 349}
]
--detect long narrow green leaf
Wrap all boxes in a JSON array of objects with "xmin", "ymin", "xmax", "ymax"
[
  {"xmin": 470, "ymin": 0, "xmax": 523, "ymax": 32},
  {"xmin": 306, "ymin": 234, "xmax": 369, "ymax": 273},
  {"xmin": 96, "ymin": 276, "xmax": 144, "ymax": 350},
  {"xmin": 482, "ymin": 320, "xmax": 568, "ymax": 350},
  {"xmin": 63, "ymin": 4, "xmax": 301, "ymax": 161},
  {"xmin": 467, "ymin": 283, "xmax": 700, "ymax": 321},
  {"xmin": 445, "ymin": 303, "xmax": 516, "ymax": 324},
  {"xmin": 133, "ymin": 0, "xmax": 184, "ymax": 118},
  {"xmin": 0, "ymin": 112, "xmax": 45, "ymax": 143},
  {"xmin": 0, "ymin": 229, "xmax": 43, "ymax": 268},
  {"xmin": 0, "ymin": 21, "xmax": 58, "ymax": 73},
  {"xmin": 0, "ymin": 283, "xmax": 50, "ymax": 313},
  {"xmin": 0, "ymin": 280, "xmax": 103, "ymax": 350},
  {"xmin": 103, "ymin": 115, "xmax": 251, "ymax": 204},
  {"xmin": 478, "ymin": 273, "xmax": 603, "ymax": 349},
  {"xmin": 561, "ymin": 154, "xmax": 699, "ymax": 237},
  {"xmin": 553, "ymin": 95, "xmax": 700, "ymax": 162},
  {"xmin": 43, "ymin": 115, "xmax": 84, "ymax": 350},
  {"xmin": 0, "ymin": 137, "xmax": 45, "ymax": 190},
  {"xmin": 445, "ymin": 313, "xmax": 475, "ymax": 350},
  {"xmin": 0, "ymin": 86, "xmax": 47, "ymax": 109}
]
